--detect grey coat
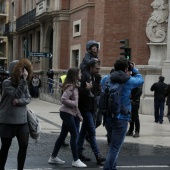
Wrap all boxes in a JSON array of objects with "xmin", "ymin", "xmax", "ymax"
[
  {"xmin": 0, "ymin": 60, "xmax": 31, "ymax": 124},
  {"xmin": 0, "ymin": 79, "xmax": 31, "ymax": 124}
]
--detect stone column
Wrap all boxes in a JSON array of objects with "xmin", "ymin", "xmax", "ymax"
[
  {"xmin": 141, "ymin": 0, "xmax": 168, "ymax": 115},
  {"xmin": 52, "ymin": 17, "xmax": 60, "ymax": 70},
  {"xmin": 162, "ymin": 1, "xmax": 170, "ymax": 83},
  {"xmin": 40, "ymin": 22, "xmax": 46, "ymax": 73}
]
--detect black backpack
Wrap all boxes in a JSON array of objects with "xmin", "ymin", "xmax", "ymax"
[{"xmin": 98, "ymin": 76, "xmax": 127, "ymax": 117}]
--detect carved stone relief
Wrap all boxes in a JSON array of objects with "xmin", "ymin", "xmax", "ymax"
[{"xmin": 146, "ymin": 0, "xmax": 168, "ymax": 43}]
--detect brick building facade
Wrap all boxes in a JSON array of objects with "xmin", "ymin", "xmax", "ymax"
[
  {"xmin": 5, "ymin": 0, "xmax": 153, "ymax": 72},
  {"xmin": 5, "ymin": 0, "xmax": 169, "ymax": 115}
]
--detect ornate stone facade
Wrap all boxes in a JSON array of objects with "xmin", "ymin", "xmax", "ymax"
[
  {"xmin": 141, "ymin": 0, "xmax": 169, "ymax": 115},
  {"xmin": 146, "ymin": 0, "xmax": 168, "ymax": 43}
]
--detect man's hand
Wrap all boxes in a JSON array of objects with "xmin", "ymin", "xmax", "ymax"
[
  {"xmin": 94, "ymin": 58, "xmax": 99, "ymax": 62},
  {"xmin": 86, "ymin": 81, "xmax": 93, "ymax": 90}
]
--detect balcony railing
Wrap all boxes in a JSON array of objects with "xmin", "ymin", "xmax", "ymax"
[
  {"xmin": 0, "ymin": 26, "xmax": 4, "ymax": 36},
  {"xmin": 16, "ymin": 8, "xmax": 36, "ymax": 30},
  {"xmin": 4, "ymin": 21, "xmax": 16, "ymax": 35},
  {"xmin": 4, "ymin": 23, "xmax": 9, "ymax": 34},
  {"xmin": 0, "ymin": 3, "xmax": 6, "ymax": 14}
]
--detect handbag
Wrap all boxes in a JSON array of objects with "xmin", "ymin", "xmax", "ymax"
[{"xmin": 27, "ymin": 109, "xmax": 41, "ymax": 140}]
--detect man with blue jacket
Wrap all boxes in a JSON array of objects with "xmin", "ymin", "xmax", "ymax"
[{"xmin": 103, "ymin": 57, "xmax": 144, "ymax": 170}]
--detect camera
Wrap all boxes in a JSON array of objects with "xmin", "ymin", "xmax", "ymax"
[{"xmin": 128, "ymin": 61, "xmax": 134, "ymax": 71}]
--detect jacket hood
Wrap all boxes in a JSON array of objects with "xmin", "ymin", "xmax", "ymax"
[
  {"xmin": 10, "ymin": 59, "xmax": 33, "ymax": 86},
  {"xmin": 110, "ymin": 70, "xmax": 130, "ymax": 83},
  {"xmin": 9, "ymin": 60, "xmax": 19, "ymax": 76}
]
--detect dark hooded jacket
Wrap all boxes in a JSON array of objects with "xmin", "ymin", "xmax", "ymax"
[
  {"xmin": 150, "ymin": 79, "xmax": 167, "ymax": 101},
  {"xmin": 110, "ymin": 68, "xmax": 144, "ymax": 119},
  {"xmin": 0, "ymin": 59, "xmax": 32, "ymax": 124},
  {"xmin": 80, "ymin": 52, "xmax": 98, "ymax": 71},
  {"xmin": 78, "ymin": 73, "xmax": 101, "ymax": 113}
]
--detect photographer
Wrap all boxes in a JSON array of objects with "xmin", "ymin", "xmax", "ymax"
[{"xmin": 103, "ymin": 57, "xmax": 144, "ymax": 170}]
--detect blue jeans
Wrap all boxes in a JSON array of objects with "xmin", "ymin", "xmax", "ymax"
[
  {"xmin": 154, "ymin": 99, "xmax": 165, "ymax": 123},
  {"xmin": 103, "ymin": 118, "xmax": 128, "ymax": 170},
  {"xmin": 51, "ymin": 111, "xmax": 79, "ymax": 161},
  {"xmin": 48, "ymin": 79, "xmax": 54, "ymax": 94},
  {"xmin": 78, "ymin": 111, "xmax": 100, "ymax": 155},
  {"xmin": 33, "ymin": 86, "xmax": 38, "ymax": 97}
]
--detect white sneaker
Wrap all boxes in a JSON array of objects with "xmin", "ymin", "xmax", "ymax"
[
  {"xmin": 72, "ymin": 159, "xmax": 87, "ymax": 168},
  {"xmin": 48, "ymin": 156, "xmax": 65, "ymax": 164}
]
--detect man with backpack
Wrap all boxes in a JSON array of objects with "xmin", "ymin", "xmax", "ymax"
[{"xmin": 101, "ymin": 57, "xmax": 144, "ymax": 170}]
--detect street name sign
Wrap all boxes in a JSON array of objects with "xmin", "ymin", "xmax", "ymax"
[{"xmin": 27, "ymin": 52, "xmax": 53, "ymax": 58}]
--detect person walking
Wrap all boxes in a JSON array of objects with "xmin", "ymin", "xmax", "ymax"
[
  {"xmin": 49, "ymin": 67, "xmax": 87, "ymax": 168},
  {"xmin": 150, "ymin": 76, "xmax": 167, "ymax": 124},
  {"xmin": 59, "ymin": 74, "xmax": 80, "ymax": 147},
  {"xmin": 103, "ymin": 57, "xmax": 144, "ymax": 170},
  {"xmin": 126, "ymin": 86, "xmax": 143, "ymax": 137},
  {"xmin": 0, "ymin": 59, "xmax": 33, "ymax": 170},
  {"xmin": 78, "ymin": 61, "xmax": 106, "ymax": 165}
]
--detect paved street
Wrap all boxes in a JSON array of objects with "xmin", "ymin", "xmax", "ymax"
[{"xmin": 2, "ymin": 98, "xmax": 170, "ymax": 169}]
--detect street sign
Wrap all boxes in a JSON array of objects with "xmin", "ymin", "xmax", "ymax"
[{"xmin": 27, "ymin": 51, "xmax": 53, "ymax": 58}]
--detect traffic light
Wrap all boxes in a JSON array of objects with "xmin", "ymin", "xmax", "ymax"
[{"xmin": 120, "ymin": 39, "xmax": 131, "ymax": 60}]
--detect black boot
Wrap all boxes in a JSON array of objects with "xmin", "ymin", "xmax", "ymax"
[
  {"xmin": 78, "ymin": 152, "xmax": 91, "ymax": 161},
  {"xmin": 95, "ymin": 154, "xmax": 106, "ymax": 165}
]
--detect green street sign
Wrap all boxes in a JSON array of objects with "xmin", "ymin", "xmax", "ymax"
[{"xmin": 27, "ymin": 51, "xmax": 53, "ymax": 58}]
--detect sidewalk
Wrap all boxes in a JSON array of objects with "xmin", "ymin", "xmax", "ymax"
[{"xmin": 28, "ymin": 98, "xmax": 170, "ymax": 148}]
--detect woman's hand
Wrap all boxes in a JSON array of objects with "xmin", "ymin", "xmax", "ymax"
[
  {"xmin": 13, "ymin": 99, "xmax": 19, "ymax": 105},
  {"xmin": 23, "ymin": 68, "xmax": 28, "ymax": 80}
]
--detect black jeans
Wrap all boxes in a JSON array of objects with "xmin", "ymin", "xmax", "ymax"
[
  {"xmin": 129, "ymin": 103, "xmax": 140, "ymax": 133},
  {"xmin": 0, "ymin": 133, "xmax": 29, "ymax": 170}
]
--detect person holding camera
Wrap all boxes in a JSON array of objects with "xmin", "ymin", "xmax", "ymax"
[
  {"xmin": 0, "ymin": 59, "xmax": 33, "ymax": 170},
  {"xmin": 103, "ymin": 57, "xmax": 144, "ymax": 170}
]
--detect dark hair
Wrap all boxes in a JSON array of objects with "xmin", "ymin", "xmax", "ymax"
[
  {"xmin": 159, "ymin": 76, "xmax": 165, "ymax": 82},
  {"xmin": 114, "ymin": 57, "xmax": 128, "ymax": 72},
  {"xmin": 110, "ymin": 68, "xmax": 115, "ymax": 74},
  {"xmin": 62, "ymin": 67, "xmax": 80, "ymax": 91}
]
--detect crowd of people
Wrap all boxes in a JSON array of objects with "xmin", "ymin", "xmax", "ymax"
[{"xmin": 1, "ymin": 40, "xmax": 170, "ymax": 170}]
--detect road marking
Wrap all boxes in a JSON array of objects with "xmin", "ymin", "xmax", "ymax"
[
  {"xmin": 10, "ymin": 165, "xmax": 170, "ymax": 169},
  {"xmin": 10, "ymin": 169, "xmax": 53, "ymax": 170},
  {"xmin": 117, "ymin": 165, "xmax": 170, "ymax": 168}
]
